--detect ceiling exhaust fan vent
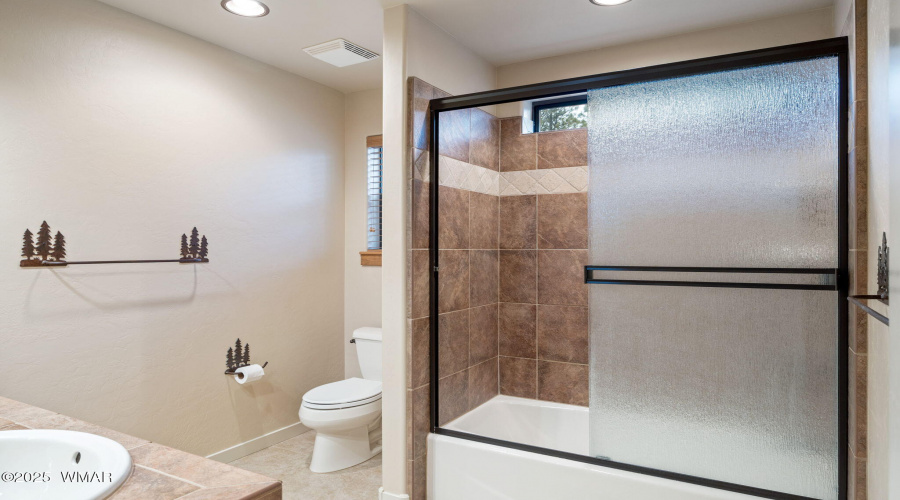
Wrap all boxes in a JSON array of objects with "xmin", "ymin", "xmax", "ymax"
[{"xmin": 303, "ymin": 39, "xmax": 380, "ymax": 67}]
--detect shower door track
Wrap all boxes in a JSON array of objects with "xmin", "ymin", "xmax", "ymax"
[{"xmin": 428, "ymin": 37, "xmax": 849, "ymax": 500}]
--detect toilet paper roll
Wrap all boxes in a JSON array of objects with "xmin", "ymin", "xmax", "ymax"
[{"xmin": 234, "ymin": 364, "xmax": 265, "ymax": 385}]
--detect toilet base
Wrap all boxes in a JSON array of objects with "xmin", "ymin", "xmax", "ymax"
[{"xmin": 310, "ymin": 420, "xmax": 382, "ymax": 473}]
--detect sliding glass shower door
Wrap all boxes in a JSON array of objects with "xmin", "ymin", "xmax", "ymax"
[{"xmin": 586, "ymin": 57, "xmax": 841, "ymax": 499}]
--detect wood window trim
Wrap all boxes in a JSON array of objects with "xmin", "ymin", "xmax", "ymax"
[
  {"xmin": 367, "ymin": 135, "xmax": 383, "ymax": 148},
  {"xmin": 362, "ymin": 134, "xmax": 383, "ymax": 266},
  {"xmin": 360, "ymin": 249, "xmax": 382, "ymax": 267}
]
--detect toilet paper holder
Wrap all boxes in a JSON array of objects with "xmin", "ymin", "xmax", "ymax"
[
  {"xmin": 224, "ymin": 337, "xmax": 268, "ymax": 375},
  {"xmin": 225, "ymin": 361, "xmax": 267, "ymax": 376}
]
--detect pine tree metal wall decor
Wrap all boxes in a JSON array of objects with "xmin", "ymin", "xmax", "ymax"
[
  {"xmin": 179, "ymin": 227, "xmax": 210, "ymax": 263},
  {"xmin": 20, "ymin": 222, "xmax": 209, "ymax": 267},
  {"xmin": 877, "ymin": 231, "xmax": 889, "ymax": 302},
  {"xmin": 20, "ymin": 221, "xmax": 65, "ymax": 267},
  {"xmin": 849, "ymin": 231, "xmax": 890, "ymax": 326},
  {"xmin": 224, "ymin": 338, "xmax": 267, "ymax": 375}
]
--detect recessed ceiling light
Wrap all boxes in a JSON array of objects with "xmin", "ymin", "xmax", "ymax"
[
  {"xmin": 221, "ymin": 0, "xmax": 269, "ymax": 17},
  {"xmin": 589, "ymin": 0, "xmax": 632, "ymax": 5}
]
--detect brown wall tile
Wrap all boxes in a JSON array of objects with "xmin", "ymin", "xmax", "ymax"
[
  {"xmin": 538, "ymin": 361, "xmax": 588, "ymax": 406},
  {"xmin": 410, "ymin": 318, "xmax": 430, "ymax": 389},
  {"xmin": 469, "ymin": 304, "xmax": 499, "ymax": 365},
  {"xmin": 406, "ymin": 387, "xmax": 413, "ymax": 458},
  {"xmin": 438, "ymin": 250, "xmax": 469, "ymax": 313},
  {"xmin": 849, "ymin": 148, "xmax": 869, "ymax": 251},
  {"xmin": 500, "ymin": 117, "xmax": 537, "ymax": 171},
  {"xmin": 537, "ymin": 193, "xmax": 587, "ymax": 249},
  {"xmin": 412, "ymin": 179, "xmax": 430, "ymax": 250},
  {"xmin": 499, "ymin": 303, "xmax": 536, "ymax": 359},
  {"xmin": 537, "ymin": 129, "xmax": 588, "ymax": 169},
  {"xmin": 538, "ymin": 250, "xmax": 588, "ymax": 306},
  {"xmin": 850, "ymin": 250, "xmax": 867, "ymax": 295},
  {"xmin": 851, "ymin": 307, "xmax": 868, "ymax": 353},
  {"xmin": 412, "ymin": 384, "xmax": 430, "ymax": 459},
  {"xmin": 411, "ymin": 456, "xmax": 427, "ymax": 500},
  {"xmin": 409, "ymin": 78, "xmax": 434, "ymax": 151},
  {"xmin": 849, "ymin": 452, "xmax": 866, "ymax": 500},
  {"xmin": 538, "ymin": 305, "xmax": 588, "ymax": 364},
  {"xmin": 439, "ymin": 108, "xmax": 471, "ymax": 163},
  {"xmin": 411, "ymin": 250, "xmax": 430, "ymax": 319},
  {"xmin": 469, "ymin": 357, "xmax": 499, "ymax": 410},
  {"xmin": 439, "ymin": 185, "xmax": 469, "ymax": 249},
  {"xmin": 438, "ymin": 310, "xmax": 469, "ymax": 377},
  {"xmin": 439, "ymin": 370, "xmax": 468, "ymax": 426},
  {"xmin": 470, "ymin": 109, "xmax": 500, "ymax": 171},
  {"xmin": 499, "ymin": 356, "xmax": 537, "ymax": 398},
  {"xmin": 500, "ymin": 196, "xmax": 536, "ymax": 249},
  {"xmin": 470, "ymin": 192, "xmax": 499, "ymax": 249},
  {"xmin": 853, "ymin": 149, "xmax": 869, "ymax": 249},
  {"xmin": 470, "ymin": 250, "xmax": 499, "ymax": 307},
  {"xmin": 434, "ymin": 86, "xmax": 451, "ymax": 99},
  {"xmin": 500, "ymin": 250, "xmax": 537, "ymax": 304},
  {"xmin": 849, "ymin": 352, "xmax": 867, "ymax": 457}
]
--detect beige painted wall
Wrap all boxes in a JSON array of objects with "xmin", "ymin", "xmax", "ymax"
[
  {"xmin": 406, "ymin": 8, "xmax": 497, "ymax": 97},
  {"xmin": 887, "ymin": 1, "xmax": 900, "ymax": 498},
  {"xmin": 0, "ymin": 0, "xmax": 346, "ymax": 456},
  {"xmin": 835, "ymin": 0, "xmax": 855, "ymax": 35},
  {"xmin": 381, "ymin": 6, "xmax": 411, "ymax": 496},
  {"xmin": 866, "ymin": 0, "xmax": 894, "ymax": 496},
  {"xmin": 495, "ymin": 8, "xmax": 835, "ymax": 117},
  {"xmin": 344, "ymin": 89, "xmax": 383, "ymax": 379},
  {"xmin": 380, "ymin": 5, "xmax": 498, "ymax": 497}
]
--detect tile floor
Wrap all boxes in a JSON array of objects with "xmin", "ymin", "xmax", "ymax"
[{"xmin": 229, "ymin": 431, "xmax": 382, "ymax": 500}]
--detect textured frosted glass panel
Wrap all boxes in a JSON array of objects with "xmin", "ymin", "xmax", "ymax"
[
  {"xmin": 589, "ymin": 287, "xmax": 837, "ymax": 498},
  {"xmin": 588, "ymin": 57, "xmax": 839, "ymax": 499},
  {"xmin": 587, "ymin": 58, "xmax": 839, "ymax": 268}
]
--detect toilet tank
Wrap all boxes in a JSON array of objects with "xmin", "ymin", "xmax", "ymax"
[{"xmin": 353, "ymin": 327, "xmax": 382, "ymax": 381}]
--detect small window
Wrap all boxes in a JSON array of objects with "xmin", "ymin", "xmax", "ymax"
[
  {"xmin": 533, "ymin": 97, "xmax": 587, "ymax": 132},
  {"xmin": 361, "ymin": 135, "xmax": 383, "ymax": 266}
]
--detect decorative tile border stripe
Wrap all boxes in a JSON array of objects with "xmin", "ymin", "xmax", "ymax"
[
  {"xmin": 412, "ymin": 148, "xmax": 588, "ymax": 196},
  {"xmin": 440, "ymin": 156, "xmax": 500, "ymax": 196},
  {"xmin": 499, "ymin": 167, "xmax": 587, "ymax": 196}
]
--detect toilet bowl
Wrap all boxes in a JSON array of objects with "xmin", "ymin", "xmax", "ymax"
[{"xmin": 299, "ymin": 328, "xmax": 382, "ymax": 473}]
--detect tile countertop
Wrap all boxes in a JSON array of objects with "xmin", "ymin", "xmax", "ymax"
[{"xmin": 0, "ymin": 396, "xmax": 282, "ymax": 500}]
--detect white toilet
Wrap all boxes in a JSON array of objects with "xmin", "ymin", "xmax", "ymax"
[{"xmin": 299, "ymin": 327, "xmax": 383, "ymax": 473}]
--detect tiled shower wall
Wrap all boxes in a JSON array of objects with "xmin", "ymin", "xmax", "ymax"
[
  {"xmin": 405, "ymin": 77, "xmax": 593, "ymax": 498},
  {"xmin": 846, "ymin": 0, "xmax": 869, "ymax": 497},
  {"xmin": 406, "ymin": 77, "xmax": 501, "ymax": 500},
  {"xmin": 496, "ymin": 118, "xmax": 590, "ymax": 406}
]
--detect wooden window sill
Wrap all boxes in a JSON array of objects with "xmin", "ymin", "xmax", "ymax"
[{"xmin": 360, "ymin": 250, "xmax": 382, "ymax": 267}]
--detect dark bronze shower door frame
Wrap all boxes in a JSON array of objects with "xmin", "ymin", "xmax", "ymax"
[{"xmin": 427, "ymin": 37, "xmax": 849, "ymax": 500}]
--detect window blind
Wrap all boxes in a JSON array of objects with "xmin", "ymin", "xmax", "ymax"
[{"xmin": 366, "ymin": 135, "xmax": 383, "ymax": 251}]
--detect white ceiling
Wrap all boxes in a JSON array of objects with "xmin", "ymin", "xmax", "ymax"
[
  {"xmin": 98, "ymin": 0, "xmax": 834, "ymax": 94},
  {"xmin": 396, "ymin": 0, "xmax": 834, "ymax": 66},
  {"xmin": 97, "ymin": 0, "xmax": 385, "ymax": 93}
]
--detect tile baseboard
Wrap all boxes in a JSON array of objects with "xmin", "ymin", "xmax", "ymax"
[
  {"xmin": 206, "ymin": 421, "xmax": 309, "ymax": 463},
  {"xmin": 379, "ymin": 487, "xmax": 411, "ymax": 500}
]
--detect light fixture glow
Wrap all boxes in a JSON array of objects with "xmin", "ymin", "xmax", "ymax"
[
  {"xmin": 221, "ymin": 0, "xmax": 269, "ymax": 17},
  {"xmin": 589, "ymin": 0, "xmax": 632, "ymax": 5}
]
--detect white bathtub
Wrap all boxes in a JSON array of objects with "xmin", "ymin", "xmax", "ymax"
[{"xmin": 429, "ymin": 395, "xmax": 755, "ymax": 500}]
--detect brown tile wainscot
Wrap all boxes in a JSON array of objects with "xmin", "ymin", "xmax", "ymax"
[{"xmin": 0, "ymin": 396, "xmax": 282, "ymax": 500}]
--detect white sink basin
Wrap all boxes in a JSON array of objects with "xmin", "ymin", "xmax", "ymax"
[{"xmin": 0, "ymin": 430, "xmax": 132, "ymax": 500}]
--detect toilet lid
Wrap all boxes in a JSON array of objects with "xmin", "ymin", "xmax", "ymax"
[{"xmin": 302, "ymin": 378, "xmax": 382, "ymax": 408}]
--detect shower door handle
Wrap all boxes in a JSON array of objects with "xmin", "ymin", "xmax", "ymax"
[{"xmin": 584, "ymin": 266, "xmax": 838, "ymax": 291}]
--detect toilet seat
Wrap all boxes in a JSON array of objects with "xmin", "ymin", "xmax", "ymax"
[{"xmin": 302, "ymin": 378, "xmax": 382, "ymax": 410}]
